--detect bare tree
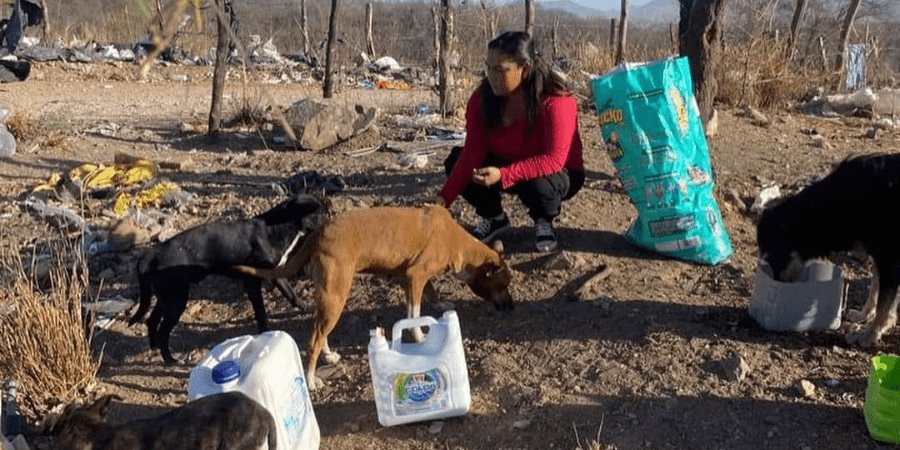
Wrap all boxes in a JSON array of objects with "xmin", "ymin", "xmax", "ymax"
[
  {"xmin": 552, "ymin": 15, "xmax": 559, "ymax": 60},
  {"xmin": 323, "ymin": 0, "xmax": 339, "ymax": 98},
  {"xmin": 208, "ymin": 0, "xmax": 232, "ymax": 139},
  {"xmin": 525, "ymin": 0, "xmax": 535, "ymax": 36},
  {"xmin": 365, "ymin": 3, "xmax": 376, "ymax": 57},
  {"xmin": 300, "ymin": 0, "xmax": 310, "ymax": 56},
  {"xmin": 608, "ymin": 18, "xmax": 617, "ymax": 49},
  {"xmin": 679, "ymin": 0, "xmax": 726, "ymax": 123},
  {"xmin": 615, "ymin": 0, "xmax": 628, "ymax": 65},
  {"xmin": 438, "ymin": 0, "xmax": 454, "ymax": 116},
  {"xmin": 835, "ymin": 0, "xmax": 863, "ymax": 84},
  {"xmin": 787, "ymin": 0, "xmax": 807, "ymax": 60}
]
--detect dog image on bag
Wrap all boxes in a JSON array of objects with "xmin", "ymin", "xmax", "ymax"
[
  {"xmin": 129, "ymin": 194, "xmax": 328, "ymax": 364},
  {"xmin": 232, "ymin": 204, "xmax": 514, "ymax": 390},
  {"xmin": 757, "ymin": 153, "xmax": 900, "ymax": 347},
  {"xmin": 54, "ymin": 392, "xmax": 276, "ymax": 450}
]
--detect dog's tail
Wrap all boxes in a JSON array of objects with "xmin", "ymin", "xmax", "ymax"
[{"xmin": 128, "ymin": 254, "xmax": 154, "ymax": 326}]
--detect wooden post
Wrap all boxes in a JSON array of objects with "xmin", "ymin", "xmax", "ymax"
[
  {"xmin": 608, "ymin": 18, "xmax": 616, "ymax": 49},
  {"xmin": 787, "ymin": 0, "xmax": 807, "ymax": 60},
  {"xmin": 818, "ymin": 35, "xmax": 828, "ymax": 71},
  {"xmin": 438, "ymin": 0, "xmax": 453, "ymax": 117},
  {"xmin": 300, "ymin": 0, "xmax": 310, "ymax": 56},
  {"xmin": 835, "ymin": 0, "xmax": 862, "ymax": 84},
  {"xmin": 365, "ymin": 3, "xmax": 376, "ymax": 57},
  {"xmin": 669, "ymin": 22, "xmax": 677, "ymax": 51},
  {"xmin": 480, "ymin": 0, "xmax": 490, "ymax": 43},
  {"xmin": 525, "ymin": 0, "xmax": 535, "ymax": 36},
  {"xmin": 323, "ymin": 0, "xmax": 339, "ymax": 98},
  {"xmin": 615, "ymin": 0, "xmax": 628, "ymax": 65},
  {"xmin": 552, "ymin": 15, "xmax": 559, "ymax": 61},
  {"xmin": 432, "ymin": 6, "xmax": 441, "ymax": 70},
  {"xmin": 208, "ymin": 0, "xmax": 231, "ymax": 140}
]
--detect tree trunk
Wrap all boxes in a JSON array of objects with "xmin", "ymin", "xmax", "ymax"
[
  {"xmin": 208, "ymin": 0, "xmax": 231, "ymax": 140},
  {"xmin": 300, "ymin": 0, "xmax": 310, "ymax": 57},
  {"xmin": 679, "ymin": 0, "xmax": 726, "ymax": 124},
  {"xmin": 608, "ymin": 18, "xmax": 616, "ymax": 49},
  {"xmin": 365, "ymin": 3, "xmax": 376, "ymax": 57},
  {"xmin": 432, "ymin": 6, "xmax": 441, "ymax": 71},
  {"xmin": 524, "ymin": 0, "xmax": 535, "ymax": 36},
  {"xmin": 552, "ymin": 15, "xmax": 559, "ymax": 61},
  {"xmin": 835, "ymin": 0, "xmax": 862, "ymax": 85},
  {"xmin": 41, "ymin": 0, "xmax": 50, "ymax": 38},
  {"xmin": 678, "ymin": 0, "xmax": 693, "ymax": 51},
  {"xmin": 438, "ymin": 0, "xmax": 454, "ymax": 117},
  {"xmin": 323, "ymin": 0, "xmax": 339, "ymax": 98},
  {"xmin": 480, "ymin": 0, "xmax": 490, "ymax": 43},
  {"xmin": 615, "ymin": 0, "xmax": 628, "ymax": 65},
  {"xmin": 787, "ymin": 0, "xmax": 807, "ymax": 60}
]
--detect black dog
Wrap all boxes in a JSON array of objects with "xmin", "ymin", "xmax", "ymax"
[
  {"xmin": 757, "ymin": 153, "xmax": 900, "ymax": 346},
  {"xmin": 129, "ymin": 194, "xmax": 327, "ymax": 364}
]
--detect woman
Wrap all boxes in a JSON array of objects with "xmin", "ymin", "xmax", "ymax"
[{"xmin": 431, "ymin": 31, "xmax": 585, "ymax": 252}]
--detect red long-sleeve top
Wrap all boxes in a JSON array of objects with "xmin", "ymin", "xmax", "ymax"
[{"xmin": 439, "ymin": 90, "xmax": 584, "ymax": 206}]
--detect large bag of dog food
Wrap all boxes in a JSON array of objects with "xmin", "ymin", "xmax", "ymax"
[{"xmin": 591, "ymin": 56, "xmax": 733, "ymax": 265}]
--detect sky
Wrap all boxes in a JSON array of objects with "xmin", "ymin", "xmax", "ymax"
[{"xmin": 541, "ymin": 0, "xmax": 656, "ymax": 11}]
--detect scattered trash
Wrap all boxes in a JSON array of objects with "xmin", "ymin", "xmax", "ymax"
[
  {"xmin": 874, "ymin": 118, "xmax": 895, "ymax": 130},
  {"xmin": 395, "ymin": 113, "xmax": 440, "ymax": 129},
  {"xmin": 376, "ymin": 79, "xmax": 411, "ymax": 90},
  {"xmin": 371, "ymin": 56, "xmax": 401, "ymax": 72},
  {"xmin": 415, "ymin": 103, "xmax": 430, "ymax": 116},
  {"xmin": 512, "ymin": 418, "xmax": 532, "ymax": 430},
  {"xmin": 426, "ymin": 128, "xmax": 465, "ymax": 141},
  {"xmin": 2, "ymin": 380, "xmax": 22, "ymax": 436},
  {"xmin": 359, "ymin": 79, "xmax": 374, "ymax": 90},
  {"xmin": 85, "ymin": 122, "xmax": 120, "ymax": 137},
  {"xmin": 809, "ymin": 134, "xmax": 830, "ymax": 149},
  {"xmin": 16, "ymin": 197, "xmax": 85, "ymax": 230}
]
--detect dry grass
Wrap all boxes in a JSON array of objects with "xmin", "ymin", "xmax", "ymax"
[
  {"xmin": 717, "ymin": 36, "xmax": 830, "ymax": 110},
  {"xmin": 229, "ymin": 85, "xmax": 270, "ymax": 129},
  {"xmin": 0, "ymin": 239, "xmax": 100, "ymax": 421},
  {"xmin": 5, "ymin": 111, "xmax": 37, "ymax": 141},
  {"xmin": 573, "ymin": 416, "xmax": 617, "ymax": 450}
]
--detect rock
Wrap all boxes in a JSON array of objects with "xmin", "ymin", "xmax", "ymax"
[
  {"xmin": 722, "ymin": 188, "xmax": 746, "ymax": 211},
  {"xmin": 824, "ymin": 379, "xmax": 840, "ymax": 388},
  {"xmin": 159, "ymin": 156, "xmax": 193, "ymax": 170},
  {"xmin": 744, "ymin": 106, "xmax": 770, "ymax": 127},
  {"xmin": 0, "ymin": 124, "xmax": 16, "ymax": 158},
  {"xmin": 809, "ymin": 134, "xmax": 830, "ymax": 149},
  {"xmin": 108, "ymin": 217, "xmax": 151, "ymax": 251},
  {"xmin": 10, "ymin": 435, "xmax": 29, "ymax": 450},
  {"xmin": 749, "ymin": 185, "xmax": 781, "ymax": 213},
  {"xmin": 284, "ymin": 98, "xmax": 378, "ymax": 151},
  {"xmin": 796, "ymin": 379, "xmax": 815, "ymax": 398},
  {"xmin": 543, "ymin": 251, "xmax": 583, "ymax": 271},
  {"xmin": 864, "ymin": 127, "xmax": 877, "ymax": 139},
  {"xmin": 512, "ymin": 418, "xmax": 532, "ymax": 430},
  {"xmin": 179, "ymin": 122, "xmax": 195, "ymax": 133},
  {"xmin": 427, "ymin": 421, "xmax": 444, "ymax": 434},
  {"xmin": 719, "ymin": 351, "xmax": 750, "ymax": 382}
]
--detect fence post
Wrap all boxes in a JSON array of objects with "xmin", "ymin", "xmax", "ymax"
[
  {"xmin": 615, "ymin": 0, "xmax": 628, "ymax": 65},
  {"xmin": 323, "ymin": 0, "xmax": 340, "ymax": 98},
  {"xmin": 366, "ymin": 3, "xmax": 376, "ymax": 57},
  {"xmin": 439, "ymin": 0, "xmax": 454, "ymax": 117}
]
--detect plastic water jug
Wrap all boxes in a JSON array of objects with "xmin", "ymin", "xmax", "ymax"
[
  {"xmin": 368, "ymin": 310, "xmax": 471, "ymax": 426},
  {"xmin": 187, "ymin": 331, "xmax": 320, "ymax": 450}
]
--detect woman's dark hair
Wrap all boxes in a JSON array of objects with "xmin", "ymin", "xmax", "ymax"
[{"xmin": 479, "ymin": 31, "xmax": 572, "ymax": 130}]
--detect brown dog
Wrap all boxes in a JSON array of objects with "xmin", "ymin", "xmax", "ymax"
[{"xmin": 232, "ymin": 205, "xmax": 514, "ymax": 390}]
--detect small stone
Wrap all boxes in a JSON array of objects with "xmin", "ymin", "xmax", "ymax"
[
  {"xmin": 427, "ymin": 421, "xmax": 444, "ymax": 434},
  {"xmin": 179, "ymin": 122, "xmax": 195, "ymax": 132},
  {"xmin": 824, "ymin": 379, "xmax": 840, "ymax": 388},
  {"xmin": 719, "ymin": 351, "xmax": 750, "ymax": 382},
  {"xmin": 797, "ymin": 379, "xmax": 816, "ymax": 398},
  {"xmin": 349, "ymin": 422, "xmax": 360, "ymax": 432},
  {"xmin": 512, "ymin": 418, "xmax": 532, "ymax": 430},
  {"xmin": 159, "ymin": 156, "xmax": 193, "ymax": 171},
  {"xmin": 810, "ymin": 134, "xmax": 830, "ymax": 149}
]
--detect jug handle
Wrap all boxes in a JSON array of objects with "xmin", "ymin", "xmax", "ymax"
[{"xmin": 392, "ymin": 316, "xmax": 439, "ymax": 347}]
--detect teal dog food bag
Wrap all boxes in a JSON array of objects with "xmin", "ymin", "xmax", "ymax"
[{"xmin": 591, "ymin": 56, "xmax": 732, "ymax": 265}]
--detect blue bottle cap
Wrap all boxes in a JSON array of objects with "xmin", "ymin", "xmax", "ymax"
[{"xmin": 211, "ymin": 360, "xmax": 240, "ymax": 384}]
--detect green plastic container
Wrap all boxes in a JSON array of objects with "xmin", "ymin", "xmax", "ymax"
[{"xmin": 865, "ymin": 354, "xmax": 900, "ymax": 443}]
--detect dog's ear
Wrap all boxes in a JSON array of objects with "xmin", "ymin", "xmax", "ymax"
[
  {"xmin": 88, "ymin": 394, "xmax": 122, "ymax": 418},
  {"xmin": 491, "ymin": 240, "xmax": 504, "ymax": 256},
  {"xmin": 455, "ymin": 270, "xmax": 473, "ymax": 283}
]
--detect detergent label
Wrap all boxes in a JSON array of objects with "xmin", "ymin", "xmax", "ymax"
[
  {"xmin": 393, "ymin": 368, "xmax": 449, "ymax": 416},
  {"xmin": 281, "ymin": 375, "xmax": 310, "ymax": 443}
]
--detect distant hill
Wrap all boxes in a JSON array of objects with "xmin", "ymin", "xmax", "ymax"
[{"xmin": 538, "ymin": 0, "xmax": 678, "ymax": 24}]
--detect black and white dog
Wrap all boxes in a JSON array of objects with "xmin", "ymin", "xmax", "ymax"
[
  {"xmin": 757, "ymin": 153, "xmax": 900, "ymax": 346},
  {"xmin": 129, "ymin": 194, "xmax": 327, "ymax": 364}
]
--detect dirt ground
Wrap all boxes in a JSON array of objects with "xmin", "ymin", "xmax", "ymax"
[{"xmin": 2, "ymin": 61, "xmax": 900, "ymax": 450}]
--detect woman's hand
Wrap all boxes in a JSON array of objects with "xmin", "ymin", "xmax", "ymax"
[{"xmin": 472, "ymin": 167, "xmax": 501, "ymax": 186}]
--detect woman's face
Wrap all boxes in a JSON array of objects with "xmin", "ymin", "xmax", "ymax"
[{"xmin": 485, "ymin": 48, "xmax": 527, "ymax": 97}]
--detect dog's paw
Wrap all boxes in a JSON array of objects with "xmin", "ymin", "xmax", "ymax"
[
  {"xmin": 846, "ymin": 330, "xmax": 880, "ymax": 347},
  {"xmin": 322, "ymin": 351, "xmax": 341, "ymax": 365},
  {"xmin": 307, "ymin": 375, "xmax": 324, "ymax": 391},
  {"xmin": 846, "ymin": 308, "xmax": 875, "ymax": 324}
]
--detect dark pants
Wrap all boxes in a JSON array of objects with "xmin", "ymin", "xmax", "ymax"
[{"xmin": 444, "ymin": 146, "xmax": 585, "ymax": 222}]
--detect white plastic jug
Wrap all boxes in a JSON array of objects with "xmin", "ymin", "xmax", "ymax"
[
  {"xmin": 187, "ymin": 331, "xmax": 320, "ymax": 450},
  {"xmin": 368, "ymin": 310, "xmax": 471, "ymax": 426}
]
